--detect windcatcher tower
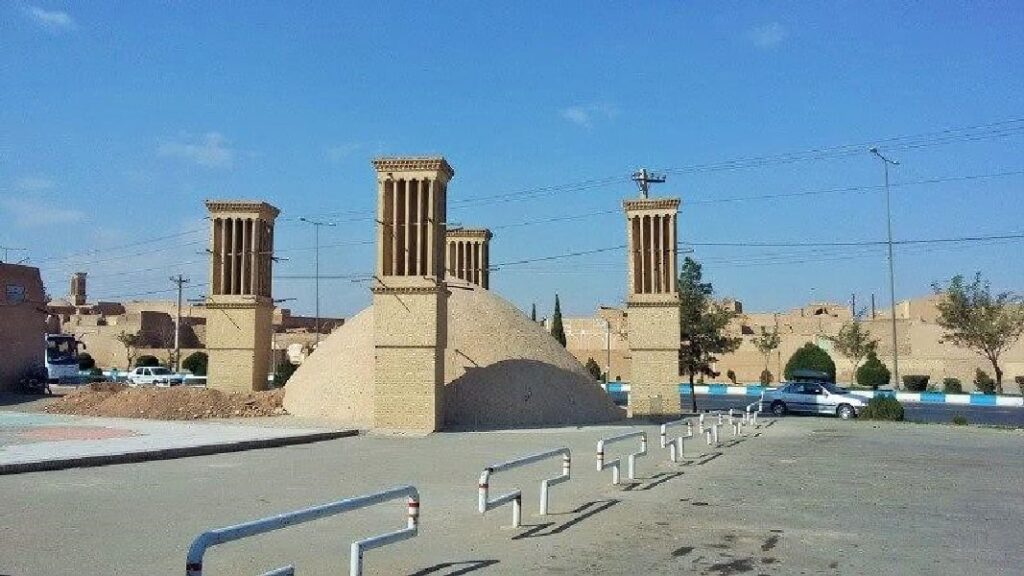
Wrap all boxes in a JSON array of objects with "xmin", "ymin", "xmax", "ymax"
[
  {"xmin": 205, "ymin": 200, "xmax": 279, "ymax": 392},
  {"xmin": 372, "ymin": 157, "xmax": 453, "ymax": 432},
  {"xmin": 624, "ymin": 190, "xmax": 682, "ymax": 417},
  {"xmin": 70, "ymin": 272, "xmax": 87, "ymax": 306},
  {"xmin": 445, "ymin": 228, "xmax": 491, "ymax": 289}
]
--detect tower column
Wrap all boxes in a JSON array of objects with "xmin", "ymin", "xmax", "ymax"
[{"xmin": 624, "ymin": 197, "xmax": 682, "ymax": 418}]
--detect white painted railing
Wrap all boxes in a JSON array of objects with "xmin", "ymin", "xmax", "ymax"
[
  {"xmin": 596, "ymin": 430, "xmax": 647, "ymax": 485},
  {"xmin": 659, "ymin": 419, "xmax": 693, "ymax": 463},
  {"xmin": 699, "ymin": 413, "xmax": 721, "ymax": 447},
  {"xmin": 478, "ymin": 447, "xmax": 571, "ymax": 528},
  {"xmin": 185, "ymin": 485, "xmax": 419, "ymax": 576}
]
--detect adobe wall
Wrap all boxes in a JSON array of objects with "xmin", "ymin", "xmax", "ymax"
[{"xmin": 0, "ymin": 264, "xmax": 48, "ymax": 391}]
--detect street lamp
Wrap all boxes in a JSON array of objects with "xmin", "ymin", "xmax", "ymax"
[
  {"xmin": 869, "ymin": 147, "xmax": 901, "ymax": 389},
  {"xmin": 298, "ymin": 217, "xmax": 336, "ymax": 346}
]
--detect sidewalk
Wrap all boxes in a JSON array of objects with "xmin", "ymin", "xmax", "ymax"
[{"xmin": 0, "ymin": 411, "xmax": 356, "ymax": 474}]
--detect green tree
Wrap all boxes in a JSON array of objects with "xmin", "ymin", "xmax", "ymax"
[
  {"xmin": 827, "ymin": 319, "xmax": 878, "ymax": 382},
  {"xmin": 550, "ymin": 294, "xmax": 566, "ymax": 347},
  {"xmin": 275, "ymin": 361, "xmax": 297, "ymax": 386},
  {"xmin": 584, "ymin": 358, "xmax": 602, "ymax": 381},
  {"xmin": 856, "ymin": 351, "xmax": 890, "ymax": 389},
  {"xmin": 932, "ymin": 273, "xmax": 1024, "ymax": 393},
  {"xmin": 115, "ymin": 330, "xmax": 141, "ymax": 369},
  {"xmin": 679, "ymin": 257, "xmax": 741, "ymax": 411},
  {"xmin": 530, "ymin": 303, "xmax": 537, "ymax": 322},
  {"xmin": 784, "ymin": 343, "xmax": 836, "ymax": 382},
  {"xmin": 752, "ymin": 325, "xmax": 781, "ymax": 382},
  {"xmin": 182, "ymin": 351, "xmax": 208, "ymax": 376},
  {"xmin": 135, "ymin": 355, "xmax": 160, "ymax": 367},
  {"xmin": 77, "ymin": 352, "xmax": 96, "ymax": 371}
]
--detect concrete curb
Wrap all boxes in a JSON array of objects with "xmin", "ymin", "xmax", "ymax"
[{"xmin": 0, "ymin": 429, "xmax": 358, "ymax": 475}]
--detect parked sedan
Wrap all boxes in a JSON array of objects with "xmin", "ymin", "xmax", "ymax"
[
  {"xmin": 126, "ymin": 366, "xmax": 184, "ymax": 387},
  {"xmin": 762, "ymin": 381, "xmax": 867, "ymax": 420}
]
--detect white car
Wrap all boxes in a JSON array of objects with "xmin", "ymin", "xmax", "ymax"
[
  {"xmin": 126, "ymin": 366, "xmax": 184, "ymax": 387},
  {"xmin": 761, "ymin": 381, "xmax": 867, "ymax": 420}
]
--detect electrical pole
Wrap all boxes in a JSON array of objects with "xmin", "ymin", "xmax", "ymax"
[
  {"xmin": 631, "ymin": 168, "xmax": 666, "ymax": 198},
  {"xmin": 869, "ymin": 147, "xmax": 901, "ymax": 389},
  {"xmin": 0, "ymin": 246, "xmax": 27, "ymax": 263},
  {"xmin": 298, "ymin": 217, "xmax": 336, "ymax": 346},
  {"xmin": 170, "ymin": 274, "xmax": 190, "ymax": 372}
]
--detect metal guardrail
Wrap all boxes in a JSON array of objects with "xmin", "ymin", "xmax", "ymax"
[
  {"xmin": 698, "ymin": 413, "xmax": 722, "ymax": 447},
  {"xmin": 659, "ymin": 419, "xmax": 693, "ymax": 463},
  {"xmin": 478, "ymin": 448, "xmax": 571, "ymax": 528},
  {"xmin": 596, "ymin": 430, "xmax": 647, "ymax": 485},
  {"xmin": 185, "ymin": 485, "xmax": 420, "ymax": 576}
]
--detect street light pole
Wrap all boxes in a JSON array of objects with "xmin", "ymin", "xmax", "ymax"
[
  {"xmin": 869, "ymin": 147, "xmax": 901, "ymax": 389},
  {"xmin": 298, "ymin": 217, "xmax": 336, "ymax": 346}
]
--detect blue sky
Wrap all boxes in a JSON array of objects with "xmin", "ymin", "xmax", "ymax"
[{"xmin": 2, "ymin": 1, "xmax": 1022, "ymax": 319}]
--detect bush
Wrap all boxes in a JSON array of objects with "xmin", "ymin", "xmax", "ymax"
[
  {"xmin": 726, "ymin": 369, "xmax": 738, "ymax": 384},
  {"xmin": 274, "ymin": 361, "xmax": 297, "ymax": 387},
  {"xmin": 1015, "ymin": 375, "xmax": 1024, "ymax": 395},
  {"xmin": 942, "ymin": 378, "xmax": 963, "ymax": 394},
  {"xmin": 902, "ymin": 375, "xmax": 930, "ymax": 392},
  {"xmin": 78, "ymin": 352, "xmax": 96, "ymax": 371},
  {"xmin": 135, "ymin": 355, "xmax": 160, "ymax": 367},
  {"xmin": 974, "ymin": 368, "xmax": 996, "ymax": 394},
  {"xmin": 784, "ymin": 343, "xmax": 836, "ymax": 382},
  {"xmin": 952, "ymin": 414, "xmax": 968, "ymax": 426},
  {"xmin": 856, "ymin": 351, "xmax": 890, "ymax": 389},
  {"xmin": 182, "ymin": 351, "xmax": 208, "ymax": 376},
  {"xmin": 759, "ymin": 369, "xmax": 773, "ymax": 385},
  {"xmin": 859, "ymin": 396, "xmax": 905, "ymax": 421},
  {"xmin": 88, "ymin": 367, "xmax": 104, "ymax": 383},
  {"xmin": 584, "ymin": 358, "xmax": 602, "ymax": 381}
]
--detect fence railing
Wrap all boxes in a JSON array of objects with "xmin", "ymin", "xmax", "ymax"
[
  {"xmin": 659, "ymin": 419, "xmax": 692, "ymax": 463},
  {"xmin": 596, "ymin": 430, "xmax": 647, "ymax": 485},
  {"xmin": 185, "ymin": 485, "xmax": 420, "ymax": 576},
  {"xmin": 478, "ymin": 447, "xmax": 572, "ymax": 528}
]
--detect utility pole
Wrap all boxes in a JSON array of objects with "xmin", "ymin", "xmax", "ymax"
[
  {"xmin": 871, "ymin": 293, "xmax": 876, "ymax": 319},
  {"xmin": 869, "ymin": 147, "xmax": 901, "ymax": 389},
  {"xmin": 631, "ymin": 168, "xmax": 666, "ymax": 198},
  {"xmin": 170, "ymin": 274, "xmax": 190, "ymax": 372},
  {"xmin": 851, "ymin": 293, "xmax": 856, "ymax": 318},
  {"xmin": 604, "ymin": 318, "xmax": 612, "ymax": 383},
  {"xmin": 298, "ymin": 217, "xmax": 336, "ymax": 346}
]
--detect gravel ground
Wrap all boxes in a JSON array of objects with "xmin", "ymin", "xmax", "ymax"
[{"xmin": 0, "ymin": 417, "xmax": 1020, "ymax": 575}]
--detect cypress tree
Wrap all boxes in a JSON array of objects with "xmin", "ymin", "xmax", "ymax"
[
  {"xmin": 551, "ymin": 294, "xmax": 567, "ymax": 346},
  {"xmin": 530, "ymin": 303, "xmax": 537, "ymax": 322}
]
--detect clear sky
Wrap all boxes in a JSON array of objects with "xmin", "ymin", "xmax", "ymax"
[{"xmin": 2, "ymin": 1, "xmax": 1022, "ymax": 320}]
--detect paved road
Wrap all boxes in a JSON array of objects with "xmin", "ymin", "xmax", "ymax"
[
  {"xmin": 609, "ymin": 393, "xmax": 1024, "ymax": 426},
  {"xmin": 1, "ymin": 418, "xmax": 1021, "ymax": 575}
]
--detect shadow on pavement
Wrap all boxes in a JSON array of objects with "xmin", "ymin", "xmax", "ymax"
[
  {"xmin": 622, "ymin": 471, "xmax": 684, "ymax": 491},
  {"xmin": 511, "ymin": 499, "xmax": 620, "ymax": 540},
  {"xmin": 407, "ymin": 560, "xmax": 499, "ymax": 575}
]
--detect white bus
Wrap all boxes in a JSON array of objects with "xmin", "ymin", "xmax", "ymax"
[{"xmin": 44, "ymin": 333, "xmax": 83, "ymax": 383}]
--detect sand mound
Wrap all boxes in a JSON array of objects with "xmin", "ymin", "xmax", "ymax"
[
  {"xmin": 45, "ymin": 383, "xmax": 286, "ymax": 420},
  {"xmin": 284, "ymin": 285, "xmax": 623, "ymax": 429}
]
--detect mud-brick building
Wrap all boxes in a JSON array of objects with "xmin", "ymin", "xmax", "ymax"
[{"xmin": 0, "ymin": 263, "xmax": 48, "ymax": 392}]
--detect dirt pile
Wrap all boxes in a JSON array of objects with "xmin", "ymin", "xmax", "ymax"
[{"xmin": 45, "ymin": 383, "xmax": 286, "ymax": 420}]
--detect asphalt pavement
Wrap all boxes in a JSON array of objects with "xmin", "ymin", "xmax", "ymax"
[{"xmin": 609, "ymin": 392, "xmax": 1024, "ymax": 427}]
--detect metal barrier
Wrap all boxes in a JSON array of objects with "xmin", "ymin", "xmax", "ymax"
[
  {"xmin": 728, "ymin": 409, "xmax": 743, "ymax": 436},
  {"xmin": 596, "ymin": 430, "xmax": 647, "ymax": 484},
  {"xmin": 659, "ymin": 419, "xmax": 693, "ymax": 463},
  {"xmin": 478, "ymin": 447, "xmax": 571, "ymax": 528},
  {"xmin": 699, "ymin": 413, "xmax": 721, "ymax": 447},
  {"xmin": 185, "ymin": 485, "xmax": 419, "ymax": 576}
]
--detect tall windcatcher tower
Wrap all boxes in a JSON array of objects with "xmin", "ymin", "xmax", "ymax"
[
  {"xmin": 624, "ymin": 170, "xmax": 682, "ymax": 417},
  {"xmin": 372, "ymin": 157, "xmax": 453, "ymax": 432},
  {"xmin": 70, "ymin": 272, "xmax": 87, "ymax": 306},
  {"xmin": 205, "ymin": 200, "xmax": 279, "ymax": 392},
  {"xmin": 445, "ymin": 228, "xmax": 491, "ymax": 289}
]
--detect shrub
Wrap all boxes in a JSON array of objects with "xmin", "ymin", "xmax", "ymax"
[
  {"xmin": 274, "ymin": 361, "xmax": 297, "ymax": 387},
  {"xmin": 952, "ymin": 414, "xmax": 968, "ymax": 426},
  {"xmin": 974, "ymin": 368, "xmax": 996, "ymax": 394},
  {"xmin": 584, "ymin": 358, "xmax": 602, "ymax": 381},
  {"xmin": 759, "ymin": 369, "xmax": 773, "ymax": 385},
  {"xmin": 726, "ymin": 369, "xmax": 738, "ymax": 384},
  {"xmin": 135, "ymin": 355, "xmax": 160, "ymax": 367},
  {"xmin": 784, "ymin": 343, "xmax": 836, "ymax": 382},
  {"xmin": 855, "ymin": 351, "xmax": 890, "ymax": 389},
  {"xmin": 902, "ymin": 375, "xmax": 930, "ymax": 392},
  {"xmin": 88, "ymin": 367, "xmax": 104, "ymax": 383},
  {"xmin": 942, "ymin": 378, "xmax": 963, "ymax": 394},
  {"xmin": 78, "ymin": 352, "xmax": 96, "ymax": 371},
  {"xmin": 859, "ymin": 396, "xmax": 905, "ymax": 421},
  {"xmin": 183, "ymin": 351, "xmax": 208, "ymax": 376},
  {"xmin": 1015, "ymin": 375, "xmax": 1024, "ymax": 395}
]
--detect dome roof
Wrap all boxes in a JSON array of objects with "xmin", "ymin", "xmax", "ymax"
[{"xmin": 284, "ymin": 285, "xmax": 623, "ymax": 429}]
